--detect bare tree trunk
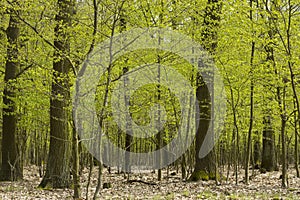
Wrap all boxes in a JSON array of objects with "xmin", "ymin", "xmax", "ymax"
[
  {"xmin": 123, "ymin": 66, "xmax": 133, "ymax": 177},
  {"xmin": 189, "ymin": 0, "xmax": 222, "ymax": 182},
  {"xmin": 189, "ymin": 74, "xmax": 214, "ymax": 181},
  {"xmin": 280, "ymin": 101, "xmax": 287, "ymax": 188},
  {"xmin": 294, "ymin": 100, "xmax": 300, "ymax": 177},
  {"xmin": 39, "ymin": 0, "xmax": 75, "ymax": 188},
  {"xmin": 261, "ymin": 38, "xmax": 277, "ymax": 174},
  {"xmin": 85, "ymin": 154, "xmax": 93, "ymax": 200},
  {"xmin": 245, "ymin": 0, "xmax": 256, "ymax": 184},
  {"xmin": 261, "ymin": 116, "xmax": 276, "ymax": 171},
  {"xmin": 245, "ymin": 22, "xmax": 255, "ymax": 185},
  {"xmin": 156, "ymin": 54, "xmax": 162, "ymax": 181},
  {"xmin": 0, "ymin": 0, "xmax": 23, "ymax": 181},
  {"xmin": 72, "ymin": 118, "xmax": 81, "ymax": 198},
  {"xmin": 284, "ymin": 0, "xmax": 300, "ymax": 179},
  {"xmin": 93, "ymin": 2, "xmax": 125, "ymax": 196}
]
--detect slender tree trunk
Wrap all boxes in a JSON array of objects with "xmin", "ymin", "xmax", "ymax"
[
  {"xmin": 294, "ymin": 100, "xmax": 300, "ymax": 177},
  {"xmin": 285, "ymin": 1, "xmax": 300, "ymax": 178},
  {"xmin": 123, "ymin": 66, "xmax": 133, "ymax": 176},
  {"xmin": 119, "ymin": 9, "xmax": 133, "ymax": 178},
  {"xmin": 223, "ymin": 64, "xmax": 239, "ymax": 184},
  {"xmin": 280, "ymin": 105, "xmax": 287, "ymax": 188},
  {"xmin": 0, "ymin": 1, "xmax": 23, "ymax": 181},
  {"xmin": 275, "ymin": 78, "xmax": 287, "ymax": 188},
  {"xmin": 39, "ymin": 0, "xmax": 74, "ymax": 188},
  {"xmin": 93, "ymin": 3, "xmax": 125, "ymax": 195},
  {"xmin": 245, "ymin": 0, "xmax": 256, "ymax": 183},
  {"xmin": 85, "ymin": 154, "xmax": 93, "ymax": 200},
  {"xmin": 72, "ymin": 119, "xmax": 80, "ymax": 198},
  {"xmin": 245, "ymin": 35, "xmax": 255, "ymax": 184},
  {"xmin": 155, "ymin": 0, "xmax": 165, "ymax": 181}
]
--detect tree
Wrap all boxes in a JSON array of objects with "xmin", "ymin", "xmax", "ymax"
[
  {"xmin": 189, "ymin": 0, "xmax": 222, "ymax": 181},
  {"xmin": 261, "ymin": 0, "xmax": 277, "ymax": 171},
  {"xmin": 39, "ymin": 0, "xmax": 75, "ymax": 188},
  {"xmin": 0, "ymin": 0, "xmax": 23, "ymax": 181},
  {"xmin": 245, "ymin": 0, "xmax": 256, "ymax": 184}
]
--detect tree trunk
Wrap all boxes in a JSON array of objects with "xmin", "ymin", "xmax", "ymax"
[
  {"xmin": 261, "ymin": 116, "xmax": 276, "ymax": 171},
  {"xmin": 261, "ymin": 0, "xmax": 277, "ymax": 172},
  {"xmin": 72, "ymin": 119, "xmax": 80, "ymax": 198},
  {"xmin": 124, "ymin": 66, "xmax": 133, "ymax": 176},
  {"xmin": 245, "ymin": 0, "xmax": 255, "ymax": 184},
  {"xmin": 39, "ymin": 0, "xmax": 74, "ymax": 188},
  {"xmin": 189, "ymin": 75, "xmax": 214, "ymax": 181},
  {"xmin": 0, "ymin": 1, "xmax": 23, "ymax": 181},
  {"xmin": 189, "ymin": 0, "xmax": 221, "ymax": 182},
  {"xmin": 280, "ymin": 114, "xmax": 287, "ymax": 187},
  {"xmin": 253, "ymin": 138, "xmax": 261, "ymax": 169},
  {"xmin": 294, "ymin": 100, "xmax": 299, "ymax": 177}
]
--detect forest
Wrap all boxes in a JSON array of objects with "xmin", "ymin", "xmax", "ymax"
[{"xmin": 0, "ymin": 0, "xmax": 300, "ymax": 199}]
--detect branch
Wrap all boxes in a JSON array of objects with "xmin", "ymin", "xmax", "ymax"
[
  {"xmin": 126, "ymin": 179, "xmax": 157, "ymax": 185},
  {"xmin": 15, "ymin": 64, "xmax": 33, "ymax": 79}
]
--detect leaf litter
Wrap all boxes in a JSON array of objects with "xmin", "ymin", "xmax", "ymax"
[{"xmin": 0, "ymin": 166, "xmax": 299, "ymax": 199}]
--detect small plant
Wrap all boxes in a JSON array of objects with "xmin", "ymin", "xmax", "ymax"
[
  {"xmin": 229, "ymin": 194, "xmax": 240, "ymax": 199},
  {"xmin": 166, "ymin": 192, "xmax": 175, "ymax": 200},
  {"xmin": 272, "ymin": 194, "xmax": 281, "ymax": 200},
  {"xmin": 197, "ymin": 191, "xmax": 212, "ymax": 199},
  {"xmin": 182, "ymin": 190, "xmax": 190, "ymax": 197},
  {"xmin": 152, "ymin": 194, "xmax": 163, "ymax": 200}
]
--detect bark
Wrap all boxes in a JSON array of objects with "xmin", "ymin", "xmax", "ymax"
[
  {"xmin": 294, "ymin": 100, "xmax": 299, "ymax": 177},
  {"xmin": 92, "ymin": 2, "xmax": 124, "ymax": 196},
  {"xmin": 245, "ymin": 0, "xmax": 256, "ymax": 183},
  {"xmin": 280, "ymin": 109, "xmax": 287, "ymax": 188},
  {"xmin": 275, "ymin": 72, "xmax": 287, "ymax": 188},
  {"xmin": 189, "ymin": 0, "xmax": 221, "ymax": 182},
  {"xmin": 261, "ymin": 116, "xmax": 276, "ymax": 171},
  {"xmin": 253, "ymin": 139, "xmax": 261, "ymax": 169},
  {"xmin": 0, "ymin": 1, "xmax": 23, "ymax": 181},
  {"xmin": 156, "ymin": 55, "xmax": 162, "ymax": 181},
  {"xmin": 245, "ymin": 46, "xmax": 254, "ymax": 182},
  {"xmin": 39, "ymin": 0, "xmax": 74, "ymax": 188},
  {"xmin": 285, "ymin": 1, "xmax": 300, "ymax": 178},
  {"xmin": 119, "ymin": 9, "xmax": 133, "ymax": 177},
  {"xmin": 261, "ymin": 0, "xmax": 277, "ymax": 173},
  {"xmin": 189, "ymin": 77, "xmax": 214, "ymax": 181},
  {"xmin": 72, "ymin": 119, "xmax": 80, "ymax": 198},
  {"xmin": 124, "ymin": 66, "xmax": 133, "ymax": 175}
]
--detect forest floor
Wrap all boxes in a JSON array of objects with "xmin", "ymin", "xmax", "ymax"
[{"xmin": 0, "ymin": 165, "xmax": 299, "ymax": 200}]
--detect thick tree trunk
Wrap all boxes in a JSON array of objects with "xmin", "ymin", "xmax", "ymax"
[
  {"xmin": 253, "ymin": 139, "xmax": 261, "ymax": 169},
  {"xmin": 261, "ymin": 0, "xmax": 277, "ymax": 172},
  {"xmin": 261, "ymin": 116, "xmax": 276, "ymax": 171},
  {"xmin": 0, "ymin": 3, "xmax": 23, "ymax": 181},
  {"xmin": 189, "ymin": 0, "xmax": 221, "ymax": 182},
  {"xmin": 39, "ymin": 0, "xmax": 74, "ymax": 188},
  {"xmin": 189, "ymin": 76, "xmax": 214, "ymax": 181}
]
